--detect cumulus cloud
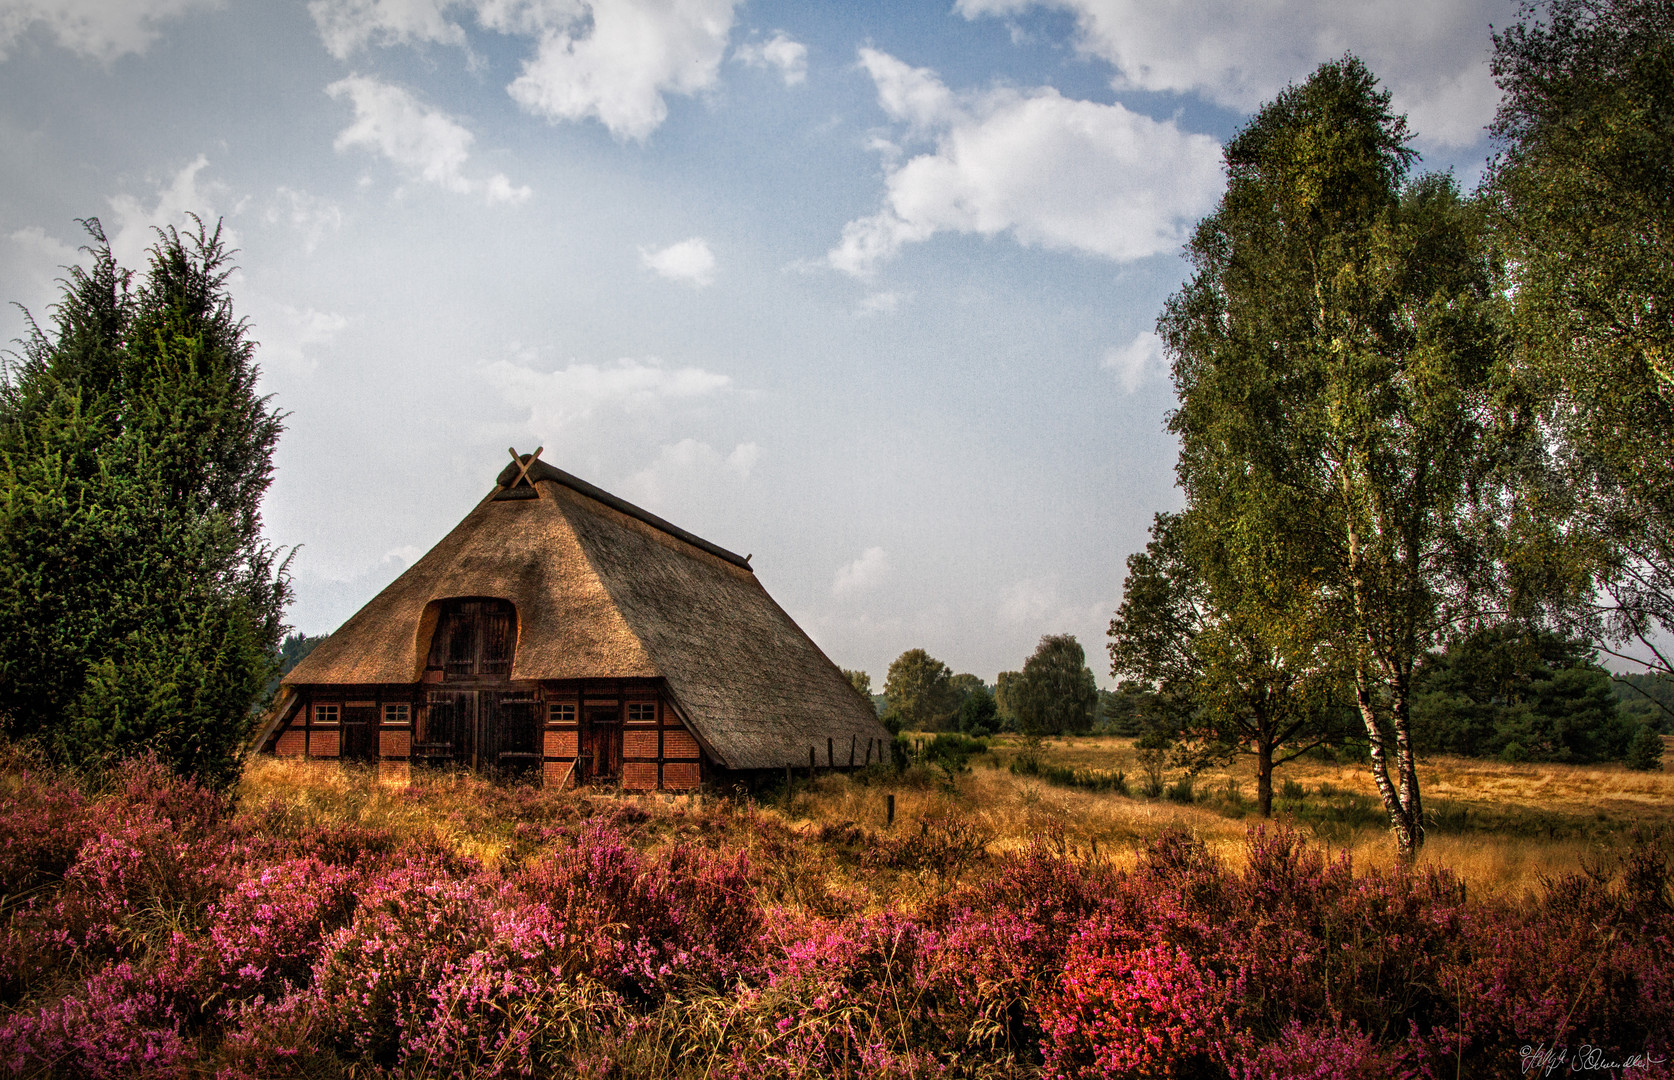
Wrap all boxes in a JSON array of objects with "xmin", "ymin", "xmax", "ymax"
[
  {"xmin": 309, "ymin": 0, "xmax": 740, "ymax": 140},
  {"xmin": 502, "ymin": 0, "xmax": 739, "ymax": 140},
  {"xmin": 4, "ymin": 226, "xmax": 81, "ymax": 326},
  {"xmin": 326, "ymin": 75, "xmax": 530, "ymax": 203},
  {"xmin": 0, "ymin": 0, "xmax": 217, "ymax": 63},
  {"xmin": 105, "ymin": 155, "xmax": 236, "ymax": 268},
  {"xmin": 856, "ymin": 290, "xmax": 904, "ymax": 315},
  {"xmin": 308, "ymin": 0, "xmax": 466, "ymax": 59},
  {"xmin": 733, "ymin": 30, "xmax": 806, "ymax": 85},
  {"xmin": 829, "ymin": 48, "xmax": 1224, "ymax": 278},
  {"xmin": 639, "ymin": 237, "xmax": 716, "ymax": 287},
  {"xmin": 265, "ymin": 187, "xmax": 345, "ymax": 254},
  {"xmin": 248, "ymin": 302, "xmax": 349, "ymax": 378},
  {"xmin": 957, "ymin": 0, "xmax": 1511, "ymax": 149},
  {"xmin": 622, "ymin": 437, "xmax": 760, "ymax": 509},
  {"xmin": 483, "ymin": 354, "xmax": 732, "ymax": 433},
  {"xmin": 1102, "ymin": 330, "xmax": 1164, "ymax": 392},
  {"xmin": 999, "ymin": 575, "xmax": 1110, "ymax": 631},
  {"xmin": 832, "ymin": 546, "xmax": 889, "ymax": 596}
]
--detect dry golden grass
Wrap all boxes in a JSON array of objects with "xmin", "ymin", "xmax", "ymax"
[
  {"xmin": 766, "ymin": 733, "xmax": 1674, "ymax": 899},
  {"xmin": 236, "ymin": 735, "xmax": 1672, "ymax": 900}
]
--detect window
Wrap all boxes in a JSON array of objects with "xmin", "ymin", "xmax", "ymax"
[
  {"xmin": 549, "ymin": 703, "xmax": 577, "ymax": 725},
  {"xmin": 314, "ymin": 703, "xmax": 340, "ymax": 726},
  {"xmin": 627, "ymin": 702, "xmax": 656, "ymax": 724},
  {"xmin": 384, "ymin": 703, "xmax": 411, "ymax": 726}
]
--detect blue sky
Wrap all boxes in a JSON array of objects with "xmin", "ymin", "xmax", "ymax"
[{"xmin": 0, "ymin": 0, "xmax": 1516, "ymax": 687}]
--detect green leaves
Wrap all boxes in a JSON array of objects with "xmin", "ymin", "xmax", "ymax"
[
  {"xmin": 1155, "ymin": 56, "xmax": 1526, "ymax": 853},
  {"xmin": 1009, "ymin": 634, "xmax": 1098, "ymax": 737},
  {"xmin": 0, "ymin": 217, "xmax": 288, "ymax": 788},
  {"xmin": 1490, "ymin": 0, "xmax": 1674, "ymax": 677}
]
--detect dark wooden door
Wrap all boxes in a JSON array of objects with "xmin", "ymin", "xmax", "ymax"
[
  {"xmin": 483, "ymin": 691, "xmax": 540, "ymax": 779},
  {"xmin": 583, "ymin": 707, "xmax": 621, "ymax": 782},
  {"xmin": 423, "ymin": 689, "xmax": 477, "ymax": 769},
  {"xmin": 342, "ymin": 704, "xmax": 379, "ymax": 763},
  {"xmin": 428, "ymin": 599, "xmax": 515, "ymax": 679}
]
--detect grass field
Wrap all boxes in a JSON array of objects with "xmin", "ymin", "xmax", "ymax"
[
  {"xmin": 765, "ymin": 732, "xmax": 1674, "ymax": 898},
  {"xmin": 236, "ymin": 731, "xmax": 1674, "ymax": 902}
]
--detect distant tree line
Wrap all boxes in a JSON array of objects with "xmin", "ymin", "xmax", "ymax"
[{"xmin": 844, "ymin": 633, "xmax": 1101, "ymax": 740}]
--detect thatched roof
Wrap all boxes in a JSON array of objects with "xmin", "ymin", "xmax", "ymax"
[{"xmin": 280, "ymin": 457, "xmax": 888, "ymax": 770}]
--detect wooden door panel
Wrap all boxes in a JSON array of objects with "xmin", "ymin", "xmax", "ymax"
[
  {"xmin": 584, "ymin": 707, "xmax": 620, "ymax": 782},
  {"xmin": 342, "ymin": 705, "xmax": 378, "ymax": 763}
]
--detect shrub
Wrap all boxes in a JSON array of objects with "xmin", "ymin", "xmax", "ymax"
[{"xmin": 1627, "ymin": 725, "xmax": 1665, "ymax": 771}]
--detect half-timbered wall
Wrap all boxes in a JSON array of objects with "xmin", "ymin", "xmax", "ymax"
[
  {"xmin": 539, "ymin": 679, "xmax": 703, "ymax": 791},
  {"xmin": 266, "ymin": 678, "xmax": 704, "ymax": 791}
]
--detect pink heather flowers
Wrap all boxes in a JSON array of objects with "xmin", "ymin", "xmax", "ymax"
[{"xmin": 0, "ymin": 757, "xmax": 1668, "ymax": 1077}]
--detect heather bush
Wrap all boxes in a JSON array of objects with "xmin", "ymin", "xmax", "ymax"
[
  {"xmin": 515, "ymin": 820, "xmax": 767, "ymax": 996},
  {"xmin": 208, "ymin": 856, "xmax": 358, "ymax": 998},
  {"xmin": 0, "ymin": 760, "xmax": 1669, "ymax": 1078}
]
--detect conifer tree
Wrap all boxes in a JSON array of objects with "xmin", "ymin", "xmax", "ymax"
[{"xmin": 0, "ymin": 218, "xmax": 289, "ymax": 787}]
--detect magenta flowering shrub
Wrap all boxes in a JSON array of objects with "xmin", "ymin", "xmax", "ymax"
[
  {"xmin": 311, "ymin": 863, "xmax": 503, "ymax": 1061},
  {"xmin": 0, "ymin": 770, "xmax": 90, "ymax": 896},
  {"xmin": 0, "ymin": 759, "xmax": 1670, "ymax": 1079},
  {"xmin": 207, "ymin": 856, "xmax": 358, "ymax": 997},
  {"xmin": 1040, "ymin": 932, "xmax": 1242, "ymax": 1079},
  {"xmin": 0, "ymin": 945, "xmax": 202, "ymax": 1079},
  {"xmin": 1229, "ymin": 1020, "xmax": 1391, "ymax": 1080},
  {"xmin": 515, "ymin": 820, "xmax": 767, "ymax": 995}
]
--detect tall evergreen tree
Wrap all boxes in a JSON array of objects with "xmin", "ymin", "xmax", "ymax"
[
  {"xmin": 1162, "ymin": 59, "xmax": 1513, "ymax": 857},
  {"xmin": 0, "ymin": 218, "xmax": 289, "ymax": 787}
]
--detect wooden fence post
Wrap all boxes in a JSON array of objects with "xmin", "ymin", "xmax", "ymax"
[{"xmin": 886, "ymin": 793, "xmax": 895, "ymax": 828}]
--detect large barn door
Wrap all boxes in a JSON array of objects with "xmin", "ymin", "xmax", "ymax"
[
  {"xmin": 484, "ymin": 691, "xmax": 540, "ymax": 779},
  {"xmin": 422, "ymin": 689, "xmax": 477, "ymax": 769},
  {"xmin": 428, "ymin": 599, "xmax": 516, "ymax": 679}
]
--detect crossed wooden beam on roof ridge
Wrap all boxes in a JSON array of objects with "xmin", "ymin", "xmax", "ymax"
[{"xmin": 507, "ymin": 446, "xmax": 544, "ymax": 490}]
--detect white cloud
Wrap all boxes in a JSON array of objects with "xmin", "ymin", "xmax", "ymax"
[
  {"xmin": 308, "ymin": 0, "xmax": 466, "ymax": 58},
  {"xmin": 307, "ymin": 0, "xmax": 741, "ymax": 140},
  {"xmin": 265, "ymin": 187, "xmax": 345, "ymax": 254},
  {"xmin": 249, "ymin": 302, "xmax": 349, "ymax": 378},
  {"xmin": 829, "ymin": 49, "xmax": 1224, "ymax": 278},
  {"xmin": 621, "ymin": 437, "xmax": 759, "ymax": 508},
  {"xmin": 733, "ymin": 30, "xmax": 806, "ymax": 86},
  {"xmin": 106, "ymin": 155, "xmax": 234, "ymax": 268},
  {"xmin": 0, "ymin": 0, "xmax": 217, "ymax": 63},
  {"xmin": 999, "ymin": 575, "xmax": 1110, "ymax": 631},
  {"xmin": 832, "ymin": 546, "xmax": 889, "ymax": 596},
  {"xmin": 505, "ymin": 0, "xmax": 740, "ymax": 140},
  {"xmin": 1102, "ymin": 330, "xmax": 1164, "ymax": 392},
  {"xmin": 4, "ymin": 226, "xmax": 81, "ymax": 329},
  {"xmin": 639, "ymin": 237, "xmax": 716, "ymax": 287},
  {"xmin": 308, "ymin": 0, "xmax": 466, "ymax": 59},
  {"xmin": 857, "ymin": 290, "xmax": 904, "ymax": 315},
  {"xmin": 326, "ymin": 75, "xmax": 529, "ymax": 203},
  {"xmin": 859, "ymin": 49, "xmax": 956, "ymax": 133},
  {"xmin": 725, "ymin": 441, "xmax": 759, "ymax": 477},
  {"xmin": 957, "ymin": 0, "xmax": 1511, "ymax": 149},
  {"xmin": 483, "ymin": 353, "xmax": 732, "ymax": 433}
]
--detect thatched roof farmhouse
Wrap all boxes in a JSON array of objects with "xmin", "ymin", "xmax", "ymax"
[{"xmin": 256, "ymin": 452, "xmax": 889, "ymax": 790}]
